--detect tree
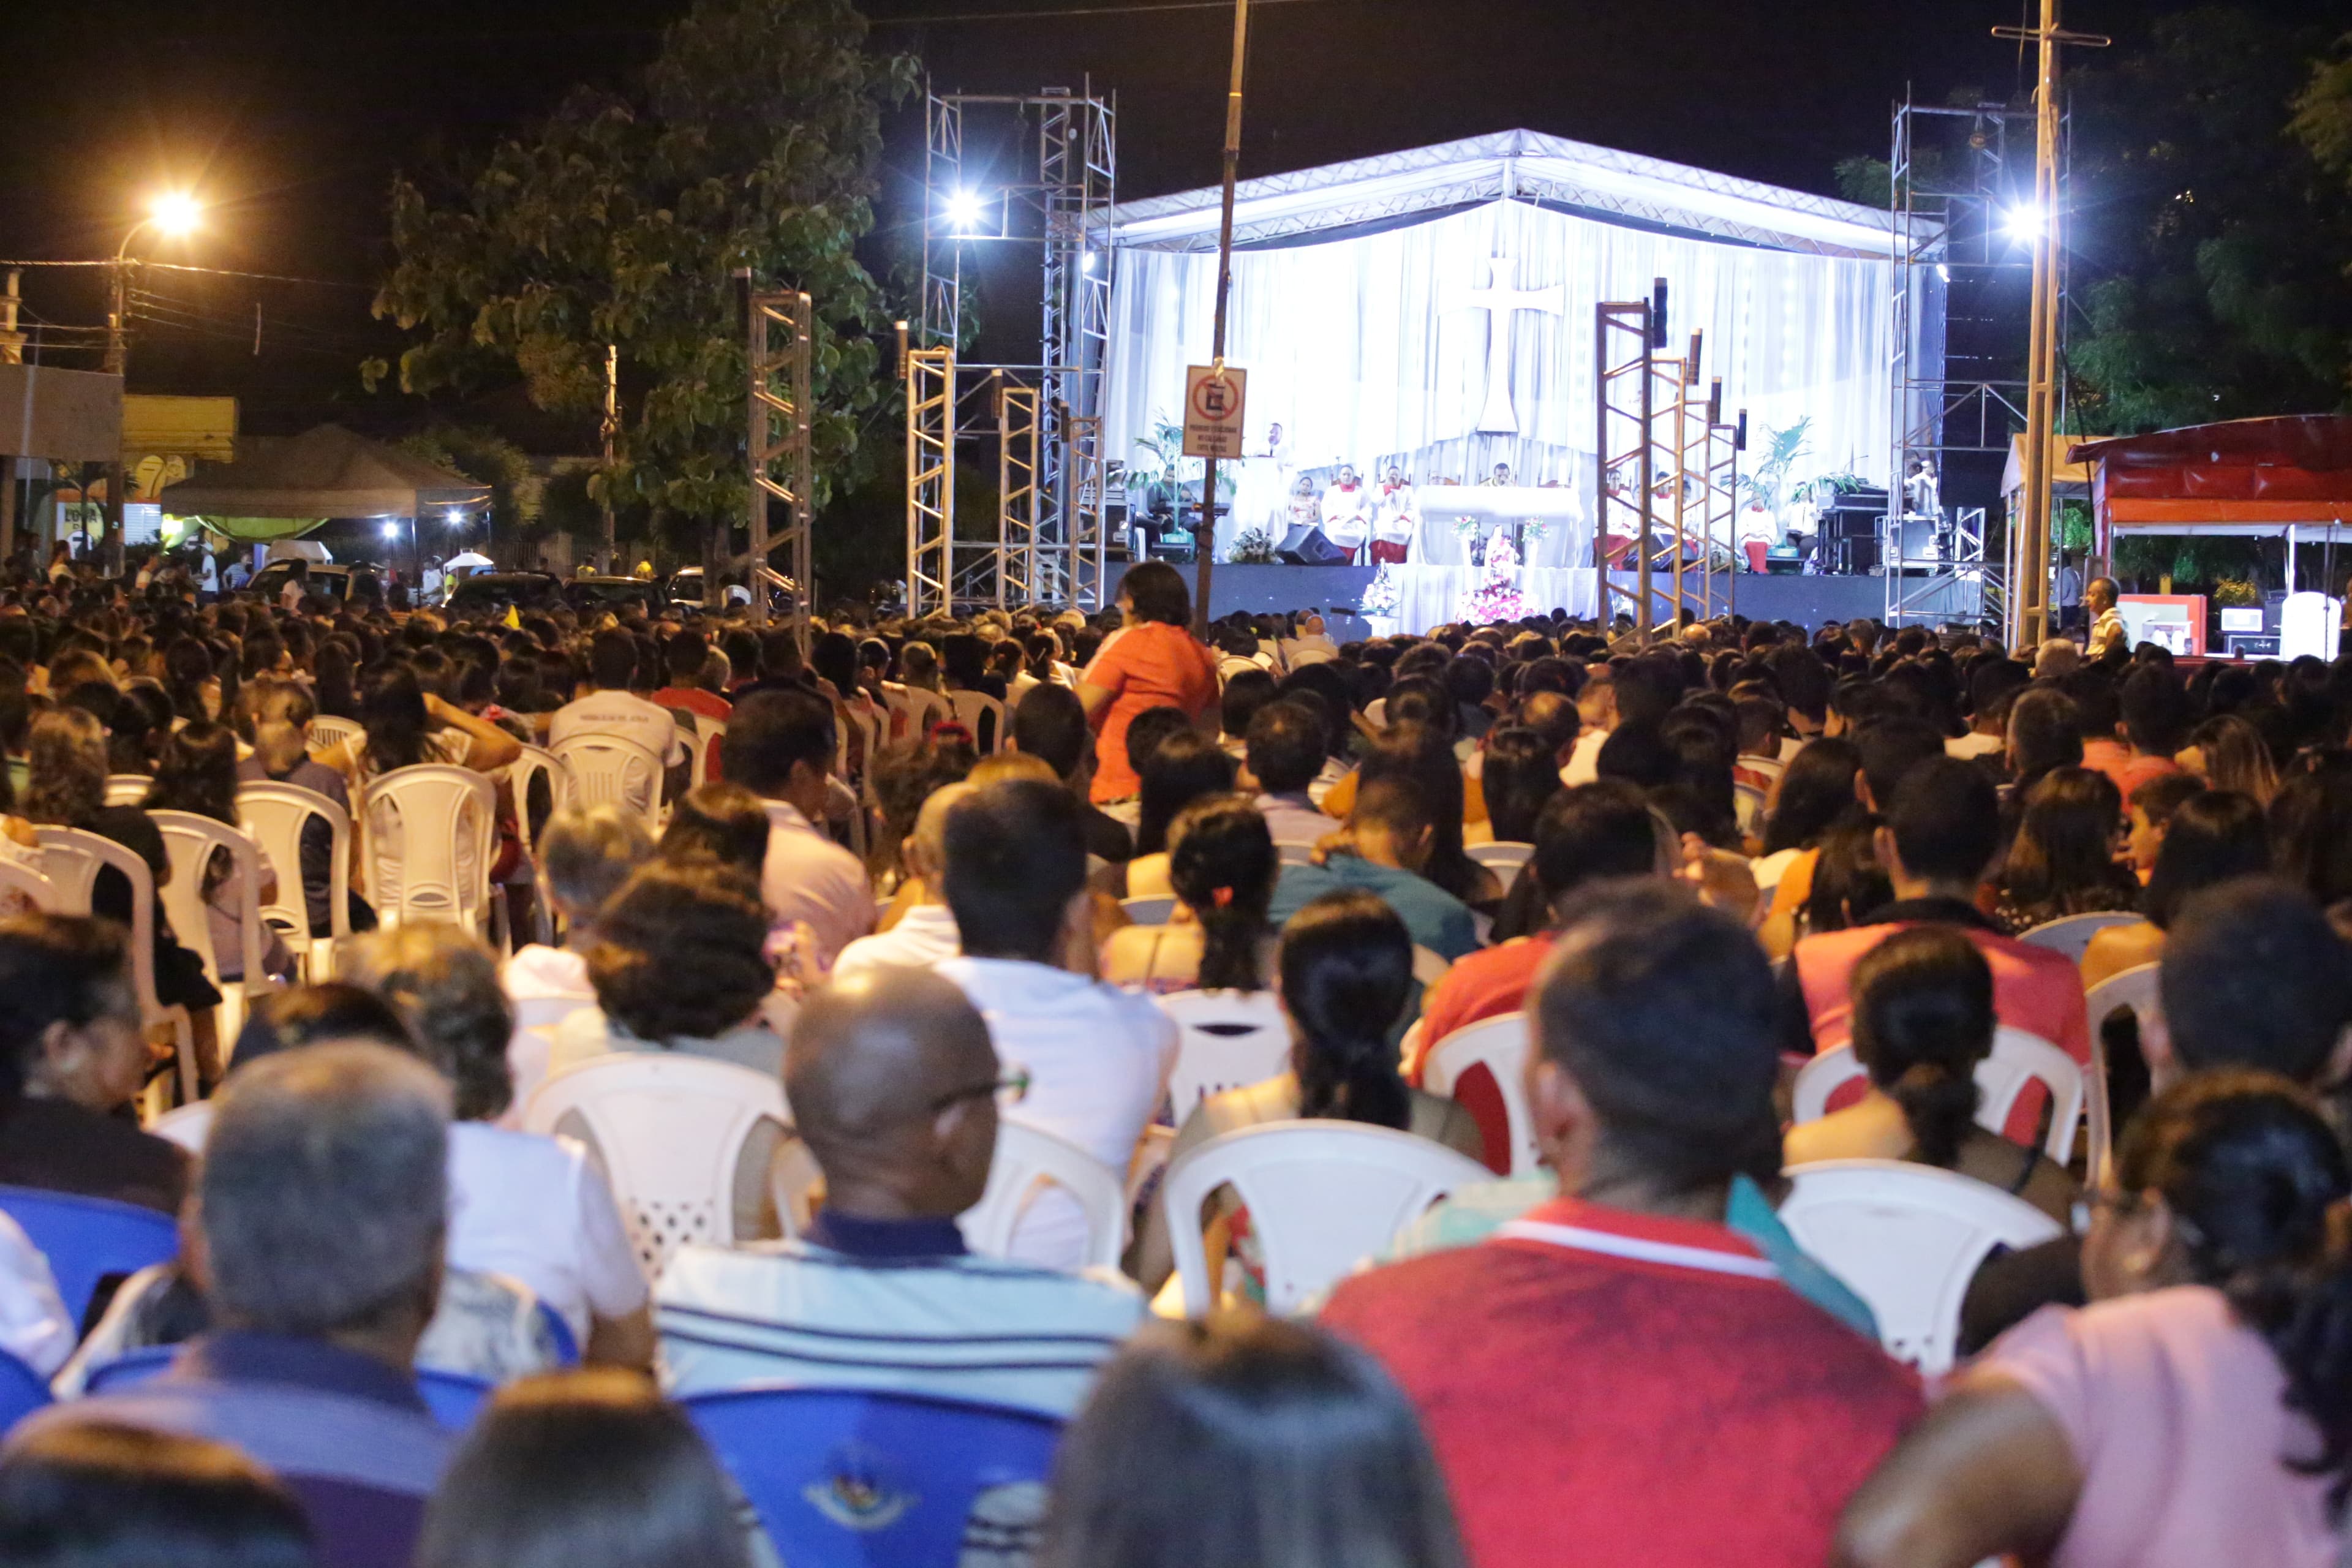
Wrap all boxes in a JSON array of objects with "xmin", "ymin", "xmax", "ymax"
[
  {"xmin": 396, "ymin": 424, "xmax": 534, "ymax": 560},
  {"xmin": 367, "ymin": 0, "xmax": 916, "ymax": 584}
]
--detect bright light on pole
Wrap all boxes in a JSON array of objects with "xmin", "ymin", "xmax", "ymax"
[
  {"xmin": 146, "ymin": 192, "xmax": 202, "ymax": 239},
  {"xmin": 2004, "ymin": 202, "xmax": 2044, "ymax": 241},
  {"xmin": 381, "ymin": 521, "xmax": 400, "ymax": 540},
  {"xmin": 946, "ymin": 188, "xmax": 984, "ymax": 233}
]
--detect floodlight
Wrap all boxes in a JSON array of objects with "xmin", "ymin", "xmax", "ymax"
[
  {"xmin": 445, "ymin": 508, "xmax": 465, "ymax": 527},
  {"xmin": 382, "ymin": 521, "xmax": 401, "ymax": 540},
  {"xmin": 946, "ymin": 188, "xmax": 985, "ymax": 232},
  {"xmin": 2004, "ymin": 202, "xmax": 2044, "ymax": 241},
  {"xmin": 148, "ymin": 192, "xmax": 202, "ymax": 238}
]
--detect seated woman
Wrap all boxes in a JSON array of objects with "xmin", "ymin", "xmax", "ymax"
[
  {"xmin": 1990, "ymin": 766, "xmax": 2139, "ymax": 935},
  {"xmin": 2080, "ymin": 788, "xmax": 2270, "ymax": 990},
  {"xmin": 1100, "ymin": 794, "xmax": 1279, "ymax": 995},
  {"xmin": 236, "ymin": 676, "xmax": 368, "ymax": 938},
  {"xmin": 1785, "ymin": 925, "xmax": 2075, "ymax": 1224},
  {"xmin": 144, "ymin": 722, "xmax": 295, "ymax": 986},
  {"xmin": 1135, "ymin": 889, "xmax": 1485, "ymax": 1304},
  {"xmin": 1115, "ymin": 728, "xmax": 1238, "ymax": 900},
  {"xmin": 1836, "ymin": 1071, "xmax": 2352, "ymax": 1568},
  {"xmin": 503, "ymin": 804, "xmax": 653, "ymax": 1106}
]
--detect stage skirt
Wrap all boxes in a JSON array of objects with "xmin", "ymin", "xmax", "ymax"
[{"xmin": 1392, "ymin": 565, "xmax": 1597, "ymax": 632}]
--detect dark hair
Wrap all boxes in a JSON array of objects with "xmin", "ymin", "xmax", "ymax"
[
  {"xmin": 1854, "ymin": 716, "xmax": 1948, "ymax": 811},
  {"xmin": 145, "ymin": 720, "xmax": 241, "ymax": 826},
  {"xmin": 2119, "ymin": 665, "xmax": 2191, "ymax": 755},
  {"xmin": 2113, "ymin": 1071, "xmax": 2352, "ymax": 1514},
  {"xmin": 1166, "ymin": 796, "xmax": 1276, "ymax": 992},
  {"xmin": 1536, "ymin": 880, "xmax": 1780, "ymax": 1193},
  {"xmin": 658, "ymin": 782, "xmax": 772, "ymax": 876},
  {"xmin": 2143, "ymin": 790, "xmax": 2271, "ymax": 930},
  {"xmin": 2007, "ymin": 687, "xmax": 2084, "ymax": 783},
  {"xmin": 356, "ymin": 663, "xmax": 432, "ymax": 774},
  {"xmin": 1999, "ymin": 766, "xmax": 2127, "ymax": 916},
  {"xmin": 24, "ymin": 707, "xmax": 107, "ymax": 829},
  {"xmin": 0, "ymin": 915, "xmax": 132, "ymax": 1102},
  {"xmin": 1352, "ymin": 724, "xmax": 1480, "ymax": 902},
  {"xmin": 1480, "ymin": 726, "xmax": 1562, "ymax": 845},
  {"xmin": 1038, "ymin": 1314, "xmax": 1464, "ymax": 1568},
  {"xmin": 1243, "ymin": 701, "xmax": 1324, "ymax": 797},
  {"xmin": 417, "ymin": 1370, "xmax": 753, "ymax": 1568},
  {"xmin": 944, "ymin": 780, "xmax": 1088, "ymax": 962},
  {"xmin": 0, "ymin": 1422, "xmax": 314, "ymax": 1568},
  {"xmin": 1768, "ymin": 644, "xmax": 1833, "ymax": 722},
  {"xmin": 1009, "ymin": 682, "xmax": 1091, "ymax": 782},
  {"xmin": 587, "ymin": 862, "xmax": 775, "ymax": 1043},
  {"xmin": 2271, "ymin": 755, "xmax": 2352, "ymax": 907},
  {"xmin": 1280, "ymin": 890, "xmax": 1414, "ymax": 1129},
  {"xmin": 1135, "ymin": 729, "xmax": 1236, "ymax": 858},
  {"xmin": 1885, "ymin": 756, "xmax": 2000, "ymax": 886},
  {"xmin": 2160, "ymin": 878, "xmax": 2352, "ymax": 1084},
  {"xmin": 1761, "ymin": 737, "xmax": 1861, "ymax": 855},
  {"xmin": 1219, "ymin": 667, "xmax": 1278, "ymax": 741},
  {"xmin": 722, "ymin": 688, "xmax": 834, "ymax": 797},
  {"xmin": 1530, "ymin": 780, "xmax": 1657, "ymax": 913},
  {"xmin": 1122, "ymin": 705, "xmax": 1194, "ymax": 783},
  {"xmin": 587, "ymin": 628, "xmax": 638, "ymax": 691},
  {"xmin": 1120, "ymin": 561, "xmax": 1192, "ymax": 626},
  {"xmin": 1805, "ymin": 814, "xmax": 1893, "ymax": 934},
  {"xmin": 1849, "ymin": 927, "xmax": 1993, "ymax": 1167},
  {"xmin": 232, "ymin": 982, "xmax": 413, "ymax": 1068}
]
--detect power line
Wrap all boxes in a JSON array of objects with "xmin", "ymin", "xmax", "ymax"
[
  {"xmin": 875, "ymin": 0, "xmax": 1325, "ymax": 22},
  {"xmin": 0, "ymin": 257, "xmax": 369, "ymax": 289}
]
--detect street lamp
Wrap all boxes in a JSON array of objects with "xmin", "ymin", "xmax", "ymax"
[{"xmin": 99, "ymin": 192, "xmax": 204, "ymax": 576}]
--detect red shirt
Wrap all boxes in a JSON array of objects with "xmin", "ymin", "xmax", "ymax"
[
  {"xmin": 1410, "ymin": 934, "xmax": 1555, "ymax": 1172},
  {"xmin": 652, "ymin": 687, "xmax": 732, "ymax": 780},
  {"xmin": 1322, "ymin": 1198, "xmax": 1921, "ymax": 1568}
]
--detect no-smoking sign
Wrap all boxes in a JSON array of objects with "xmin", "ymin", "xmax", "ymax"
[{"xmin": 1182, "ymin": 363, "xmax": 1248, "ymax": 458}]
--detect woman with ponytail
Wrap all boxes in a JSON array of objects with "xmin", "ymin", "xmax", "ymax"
[
  {"xmin": 1100, "ymin": 794, "xmax": 1279, "ymax": 995},
  {"xmin": 1133, "ymin": 889, "xmax": 1483, "ymax": 1306},
  {"xmin": 1836, "ymin": 1070, "xmax": 2352, "ymax": 1568},
  {"xmin": 1784, "ymin": 925, "xmax": 2075, "ymax": 1224}
]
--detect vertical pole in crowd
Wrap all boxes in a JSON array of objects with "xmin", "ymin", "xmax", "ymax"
[
  {"xmin": 1194, "ymin": 0, "xmax": 1251, "ymax": 638},
  {"xmin": 600, "ymin": 343, "xmax": 620, "ymax": 576}
]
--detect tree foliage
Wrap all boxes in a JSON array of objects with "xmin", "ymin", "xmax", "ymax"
[{"xmin": 368, "ymin": 0, "xmax": 916, "ymax": 565}]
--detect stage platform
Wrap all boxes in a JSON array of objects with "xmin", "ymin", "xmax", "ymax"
[{"xmin": 1107, "ymin": 561, "xmax": 1913, "ymax": 639}]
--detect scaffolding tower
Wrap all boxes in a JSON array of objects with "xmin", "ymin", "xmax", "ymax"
[
  {"xmin": 1596, "ymin": 287, "xmax": 1736, "ymax": 633},
  {"xmin": 744, "ymin": 284, "xmax": 814, "ymax": 643},
  {"xmin": 1886, "ymin": 97, "xmax": 2045, "ymax": 630},
  {"xmin": 905, "ymin": 82, "xmax": 1115, "ymax": 617}
]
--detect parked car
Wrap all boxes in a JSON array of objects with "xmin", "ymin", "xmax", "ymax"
[
  {"xmin": 564, "ymin": 576, "xmax": 665, "ymax": 619},
  {"xmin": 666, "ymin": 566, "xmax": 797, "ymax": 617},
  {"xmin": 251, "ymin": 560, "xmax": 383, "ymax": 605},
  {"xmin": 444, "ymin": 571, "xmax": 566, "ymax": 620}
]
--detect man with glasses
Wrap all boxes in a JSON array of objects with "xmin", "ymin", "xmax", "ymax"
[{"xmin": 655, "ymin": 966, "xmax": 1144, "ymax": 1418}]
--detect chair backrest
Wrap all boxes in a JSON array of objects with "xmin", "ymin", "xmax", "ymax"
[
  {"xmin": 1411, "ymin": 945, "xmax": 1452, "ymax": 987},
  {"xmin": 1274, "ymin": 840, "xmax": 1317, "ymax": 867},
  {"xmin": 2084, "ymin": 960, "xmax": 2160, "ymax": 1036},
  {"xmin": 1465, "ymin": 840, "xmax": 1535, "ymax": 873},
  {"xmin": 1159, "ymin": 1121, "xmax": 1491, "ymax": 1315},
  {"xmin": 946, "ymin": 690, "xmax": 1008, "ymax": 754},
  {"xmin": 1120, "ymin": 895, "xmax": 1177, "ymax": 926},
  {"xmin": 1789, "ymin": 1027, "xmax": 2086, "ymax": 1165},
  {"xmin": 1778, "ymin": 1158, "xmax": 2064, "ymax": 1373},
  {"xmin": 104, "ymin": 775, "xmax": 153, "ymax": 808},
  {"xmin": 682, "ymin": 1386, "xmax": 1062, "ymax": 1568},
  {"xmin": 85, "ymin": 1345, "xmax": 492, "ymax": 1431},
  {"xmin": 150, "ymin": 810, "xmax": 269, "ymax": 995},
  {"xmin": 360, "ymin": 766, "xmax": 496, "ymax": 928},
  {"xmin": 693, "ymin": 716, "xmax": 728, "ymax": 791},
  {"xmin": 1155, "ymin": 990, "xmax": 1293, "ymax": 1120},
  {"xmin": 506, "ymin": 745, "xmax": 566, "ymax": 865},
  {"xmin": 236, "ymin": 782, "xmax": 352, "ymax": 950},
  {"xmin": 0, "ymin": 1184, "xmax": 179, "ymax": 1329},
  {"xmin": 956, "ymin": 1121, "xmax": 1125, "ymax": 1271},
  {"xmin": 34, "ymin": 827, "xmax": 167, "ymax": 1022},
  {"xmin": 2080, "ymin": 962, "xmax": 2159, "ymax": 1183},
  {"xmin": 521, "ymin": 1054, "xmax": 790, "ymax": 1276},
  {"xmin": 549, "ymin": 733, "xmax": 664, "ymax": 829},
  {"xmin": 2016, "ymin": 911, "xmax": 2144, "ymax": 962},
  {"xmin": 0, "ymin": 1348, "xmax": 51, "ymax": 1428},
  {"xmin": 1421, "ymin": 1012, "xmax": 1539, "ymax": 1175},
  {"xmin": 0, "ymin": 856, "xmax": 61, "ymax": 916},
  {"xmin": 306, "ymin": 715, "xmax": 364, "ymax": 753}
]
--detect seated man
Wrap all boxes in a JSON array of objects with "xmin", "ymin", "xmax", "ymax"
[
  {"xmin": 1266, "ymin": 775, "xmax": 1480, "ymax": 960},
  {"xmin": 726, "ymin": 687, "xmax": 876, "ymax": 970},
  {"xmin": 1321, "ymin": 881, "xmax": 1921, "ymax": 1568},
  {"xmin": 936, "ymin": 780, "xmax": 1177, "ymax": 1269},
  {"xmin": 657, "ymin": 967, "xmax": 1143, "ymax": 1418},
  {"xmin": 19, "ymin": 1044, "xmax": 456, "ymax": 1568},
  {"xmin": 829, "ymin": 783, "xmax": 971, "ymax": 984},
  {"xmin": 1245, "ymin": 699, "xmax": 1336, "ymax": 847}
]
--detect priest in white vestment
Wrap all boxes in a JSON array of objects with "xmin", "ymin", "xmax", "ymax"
[{"xmin": 1320, "ymin": 464, "xmax": 1373, "ymax": 564}]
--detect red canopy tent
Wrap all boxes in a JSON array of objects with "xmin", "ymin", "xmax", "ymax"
[{"xmin": 2072, "ymin": 414, "xmax": 2352, "ymax": 557}]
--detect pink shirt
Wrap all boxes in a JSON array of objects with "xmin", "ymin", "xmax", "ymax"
[
  {"xmin": 1985, "ymin": 1286, "xmax": 2339, "ymax": 1568},
  {"xmin": 757, "ymin": 799, "xmax": 875, "ymax": 971}
]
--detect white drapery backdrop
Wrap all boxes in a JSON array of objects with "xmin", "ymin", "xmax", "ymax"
[{"xmin": 1107, "ymin": 198, "xmax": 1893, "ymax": 567}]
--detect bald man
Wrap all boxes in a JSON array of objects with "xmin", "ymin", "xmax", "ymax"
[
  {"xmin": 654, "ymin": 967, "xmax": 1143, "ymax": 1419},
  {"xmin": 829, "ymin": 783, "xmax": 974, "ymax": 984}
]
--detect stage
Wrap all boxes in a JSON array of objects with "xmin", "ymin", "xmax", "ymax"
[{"xmin": 1107, "ymin": 560, "xmax": 1910, "ymax": 639}]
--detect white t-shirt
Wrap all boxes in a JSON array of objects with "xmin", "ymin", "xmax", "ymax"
[
  {"xmin": 548, "ymin": 690, "xmax": 687, "ymax": 767},
  {"xmin": 935, "ymin": 956, "xmax": 1178, "ymax": 1270},
  {"xmin": 447, "ymin": 1121, "xmax": 649, "ymax": 1341},
  {"xmin": 831, "ymin": 904, "xmax": 961, "ymax": 986},
  {"xmin": 0, "ymin": 1211, "xmax": 74, "ymax": 1376}
]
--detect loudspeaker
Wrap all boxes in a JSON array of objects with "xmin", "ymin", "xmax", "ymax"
[{"xmin": 1277, "ymin": 525, "xmax": 1348, "ymax": 565}]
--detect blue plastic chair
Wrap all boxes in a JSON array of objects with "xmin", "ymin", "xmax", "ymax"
[
  {"xmin": 680, "ymin": 1386, "xmax": 1065, "ymax": 1568},
  {"xmin": 0, "ymin": 1186, "xmax": 178, "ymax": 1330},
  {"xmin": 0, "ymin": 1348, "xmax": 52, "ymax": 1431},
  {"xmin": 85, "ymin": 1345, "xmax": 492, "ymax": 1432},
  {"xmin": 538, "ymin": 1301, "xmax": 579, "ymax": 1366}
]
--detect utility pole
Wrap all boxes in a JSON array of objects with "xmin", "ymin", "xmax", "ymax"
[
  {"xmin": 0, "ymin": 271, "xmax": 23, "ymax": 567},
  {"xmin": 1995, "ymin": 0, "xmax": 2106, "ymax": 649},
  {"xmin": 598, "ymin": 344, "xmax": 619, "ymax": 576},
  {"xmin": 101, "ymin": 258, "xmax": 131, "ymax": 578},
  {"xmin": 1192, "ymin": 0, "xmax": 1251, "ymax": 637}
]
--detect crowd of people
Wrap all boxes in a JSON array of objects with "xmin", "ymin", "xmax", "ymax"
[{"xmin": 0, "ymin": 550, "xmax": 2346, "ymax": 1567}]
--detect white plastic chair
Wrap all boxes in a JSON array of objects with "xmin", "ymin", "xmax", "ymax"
[
  {"xmin": 2016, "ymin": 911, "xmax": 2144, "ymax": 963},
  {"xmin": 1274, "ymin": 840, "xmax": 1318, "ymax": 867},
  {"xmin": 550, "ymin": 733, "xmax": 665, "ymax": 832},
  {"xmin": 151, "ymin": 810, "xmax": 282, "ymax": 1049},
  {"xmin": 1121, "ymin": 895, "xmax": 1177, "ymax": 926},
  {"xmin": 1156, "ymin": 990, "xmax": 1293, "ymax": 1120},
  {"xmin": 946, "ymin": 690, "xmax": 1008, "ymax": 754},
  {"xmin": 306, "ymin": 715, "xmax": 363, "ymax": 754},
  {"xmin": 692, "ymin": 716, "xmax": 728, "ymax": 791},
  {"xmin": 1789, "ymin": 1026, "xmax": 2087, "ymax": 1165},
  {"xmin": 1411, "ymin": 945, "xmax": 1452, "ymax": 987},
  {"xmin": 1778, "ymin": 1158, "xmax": 2064, "ymax": 1373},
  {"xmin": 1421, "ymin": 1012, "xmax": 1540, "ymax": 1175},
  {"xmin": 104, "ymin": 775, "xmax": 153, "ymax": 808},
  {"xmin": 1733, "ymin": 780, "xmax": 1768, "ymax": 835},
  {"xmin": 360, "ymin": 765, "xmax": 496, "ymax": 933},
  {"xmin": 956, "ymin": 1121, "xmax": 1125, "ymax": 1271},
  {"xmin": 0, "ymin": 857, "xmax": 61, "ymax": 916},
  {"xmin": 2081, "ymin": 962, "xmax": 2159, "ymax": 1183},
  {"xmin": 1466, "ymin": 840, "xmax": 1535, "ymax": 875},
  {"xmin": 505, "ymin": 745, "xmax": 568, "ymax": 947},
  {"xmin": 1159, "ymin": 1120, "xmax": 1491, "ymax": 1316},
  {"xmin": 522, "ymin": 1053, "xmax": 790, "ymax": 1276},
  {"xmin": 237, "ymin": 782, "xmax": 352, "ymax": 981},
  {"xmin": 33, "ymin": 827, "xmax": 196, "ymax": 1102}
]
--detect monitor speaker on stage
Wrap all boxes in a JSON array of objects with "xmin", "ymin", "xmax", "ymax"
[{"xmin": 1277, "ymin": 524, "xmax": 1349, "ymax": 565}]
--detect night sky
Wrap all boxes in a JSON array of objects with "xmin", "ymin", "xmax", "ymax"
[{"xmin": 2, "ymin": 0, "xmax": 2345, "ymax": 425}]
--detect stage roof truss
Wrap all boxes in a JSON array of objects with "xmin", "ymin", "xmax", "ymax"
[{"xmin": 1101, "ymin": 129, "xmax": 1898, "ymax": 260}]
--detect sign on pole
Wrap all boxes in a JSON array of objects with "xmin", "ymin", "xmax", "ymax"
[{"xmin": 1182, "ymin": 363, "xmax": 1247, "ymax": 458}]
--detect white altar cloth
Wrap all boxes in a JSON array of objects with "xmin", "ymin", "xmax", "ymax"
[{"xmin": 1392, "ymin": 565, "xmax": 1597, "ymax": 632}]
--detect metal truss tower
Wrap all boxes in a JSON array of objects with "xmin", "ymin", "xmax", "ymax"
[
  {"xmin": 1597, "ymin": 288, "xmax": 1738, "ymax": 633},
  {"xmin": 744, "ymin": 284, "xmax": 814, "ymax": 644},
  {"xmin": 906, "ymin": 81, "xmax": 1115, "ymax": 616},
  {"xmin": 1886, "ymin": 97, "xmax": 2048, "ymax": 631}
]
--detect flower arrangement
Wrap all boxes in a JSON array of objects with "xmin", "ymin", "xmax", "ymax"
[
  {"xmin": 1457, "ymin": 530, "xmax": 1525, "ymax": 622},
  {"xmin": 1361, "ymin": 562, "xmax": 1400, "ymax": 616},
  {"xmin": 1228, "ymin": 527, "xmax": 1279, "ymax": 565}
]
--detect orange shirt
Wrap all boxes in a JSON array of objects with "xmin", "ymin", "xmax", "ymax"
[{"xmin": 1080, "ymin": 623, "xmax": 1219, "ymax": 802}]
